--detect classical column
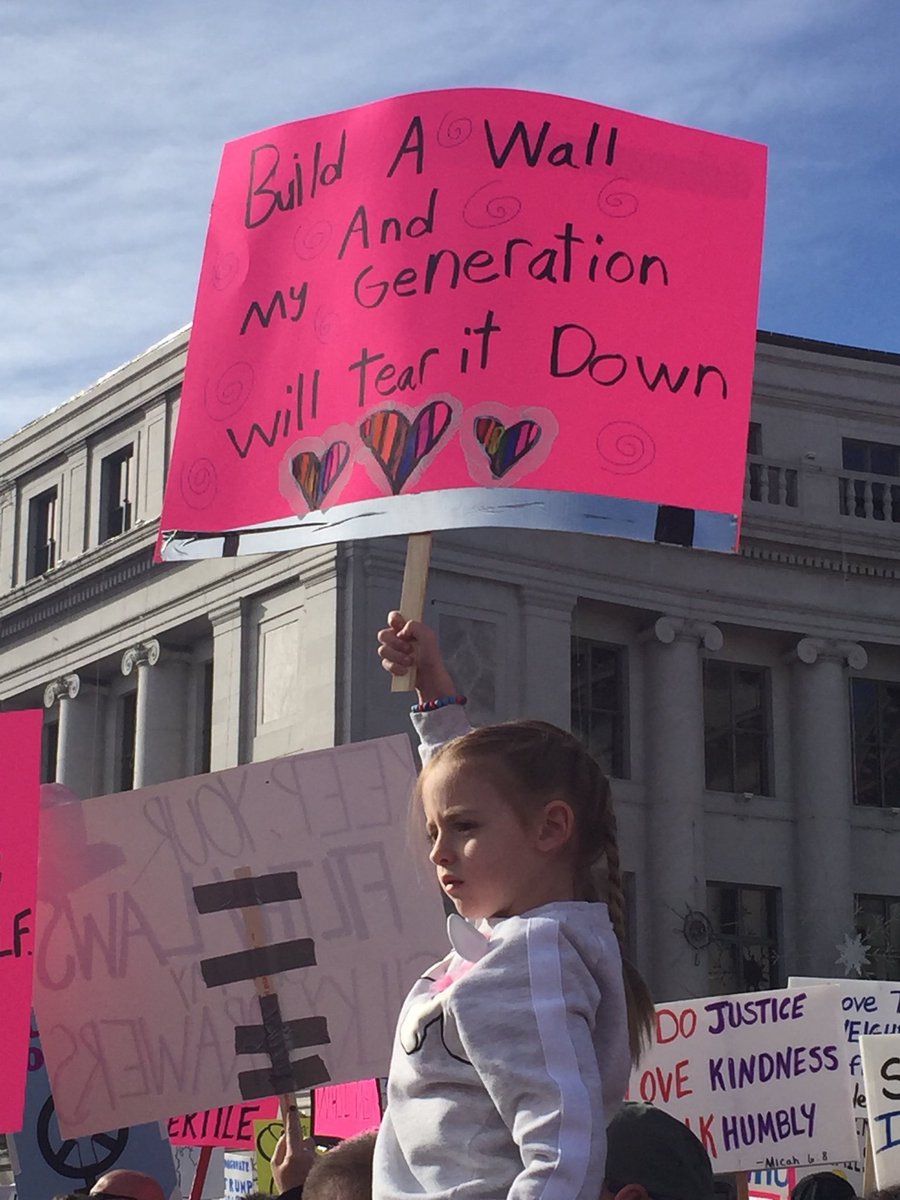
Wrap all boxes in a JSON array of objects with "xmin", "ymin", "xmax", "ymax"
[
  {"xmin": 519, "ymin": 586, "xmax": 576, "ymax": 727},
  {"xmin": 643, "ymin": 616, "xmax": 723, "ymax": 1001},
  {"xmin": 122, "ymin": 639, "xmax": 188, "ymax": 787},
  {"xmin": 790, "ymin": 637, "xmax": 866, "ymax": 976},
  {"xmin": 208, "ymin": 601, "xmax": 244, "ymax": 770},
  {"xmin": 44, "ymin": 673, "xmax": 105, "ymax": 798}
]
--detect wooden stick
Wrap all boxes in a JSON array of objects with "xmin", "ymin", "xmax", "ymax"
[
  {"xmin": 733, "ymin": 1171, "xmax": 749, "ymax": 1200},
  {"xmin": 188, "ymin": 1144, "xmax": 212, "ymax": 1200},
  {"xmin": 391, "ymin": 532, "xmax": 433, "ymax": 693}
]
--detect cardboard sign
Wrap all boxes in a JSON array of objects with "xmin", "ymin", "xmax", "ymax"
[
  {"xmin": 628, "ymin": 988, "xmax": 858, "ymax": 1172},
  {"xmin": 788, "ymin": 974, "xmax": 900, "ymax": 1176},
  {"xmin": 748, "ymin": 1162, "xmax": 862, "ymax": 1200},
  {"xmin": 8, "ymin": 1021, "xmax": 178, "ymax": 1198},
  {"xmin": 254, "ymin": 1112, "xmax": 313, "ymax": 1196},
  {"xmin": 0, "ymin": 709, "xmax": 42, "ymax": 1134},
  {"xmin": 312, "ymin": 1078, "xmax": 382, "ymax": 1140},
  {"xmin": 173, "ymin": 1144, "xmax": 227, "ymax": 1200},
  {"xmin": 160, "ymin": 87, "xmax": 766, "ymax": 561},
  {"xmin": 167, "ymin": 1096, "xmax": 280, "ymax": 1147},
  {"xmin": 223, "ymin": 1150, "xmax": 257, "ymax": 1196},
  {"xmin": 861, "ymin": 1033, "xmax": 900, "ymax": 1189},
  {"xmin": 32, "ymin": 734, "xmax": 447, "ymax": 1137}
]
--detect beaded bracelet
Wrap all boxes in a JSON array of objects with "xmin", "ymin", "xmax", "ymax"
[{"xmin": 410, "ymin": 694, "xmax": 468, "ymax": 714}]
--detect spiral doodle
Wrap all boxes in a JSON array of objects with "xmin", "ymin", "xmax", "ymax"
[
  {"xmin": 293, "ymin": 220, "xmax": 332, "ymax": 260},
  {"xmin": 437, "ymin": 111, "xmax": 473, "ymax": 147},
  {"xmin": 597, "ymin": 177, "xmax": 639, "ymax": 218},
  {"xmin": 314, "ymin": 305, "xmax": 339, "ymax": 344},
  {"xmin": 463, "ymin": 181, "xmax": 523, "ymax": 229},
  {"xmin": 204, "ymin": 362, "xmax": 255, "ymax": 421},
  {"xmin": 180, "ymin": 457, "xmax": 218, "ymax": 508},
  {"xmin": 596, "ymin": 422, "xmax": 656, "ymax": 474},
  {"xmin": 210, "ymin": 249, "xmax": 246, "ymax": 291}
]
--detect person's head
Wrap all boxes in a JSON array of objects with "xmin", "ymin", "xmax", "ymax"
[
  {"xmin": 790, "ymin": 1172, "xmax": 857, "ymax": 1200},
  {"xmin": 419, "ymin": 719, "xmax": 654, "ymax": 1060},
  {"xmin": 601, "ymin": 1103, "xmax": 715, "ymax": 1200},
  {"xmin": 88, "ymin": 1168, "xmax": 166, "ymax": 1200},
  {"xmin": 302, "ymin": 1130, "xmax": 376, "ymax": 1200}
]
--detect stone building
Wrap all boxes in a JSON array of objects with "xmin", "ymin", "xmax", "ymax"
[{"xmin": 2, "ymin": 326, "xmax": 899, "ymax": 1002}]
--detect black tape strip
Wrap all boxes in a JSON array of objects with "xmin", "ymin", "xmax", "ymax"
[
  {"xmin": 192, "ymin": 872, "xmax": 302, "ymax": 914},
  {"xmin": 238, "ymin": 1055, "xmax": 331, "ymax": 1101},
  {"xmin": 234, "ymin": 1015, "xmax": 331, "ymax": 1055},
  {"xmin": 654, "ymin": 505, "xmax": 696, "ymax": 547},
  {"xmin": 257, "ymin": 993, "xmax": 292, "ymax": 1080},
  {"xmin": 223, "ymin": 533, "xmax": 241, "ymax": 557},
  {"xmin": 200, "ymin": 938, "xmax": 316, "ymax": 988}
]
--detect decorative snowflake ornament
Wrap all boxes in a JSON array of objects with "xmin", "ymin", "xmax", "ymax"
[{"xmin": 835, "ymin": 931, "xmax": 870, "ymax": 977}]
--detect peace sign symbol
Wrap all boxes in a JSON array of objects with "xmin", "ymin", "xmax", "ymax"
[{"xmin": 36, "ymin": 1096, "xmax": 129, "ymax": 1188}]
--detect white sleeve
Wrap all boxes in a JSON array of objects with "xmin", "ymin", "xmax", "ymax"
[
  {"xmin": 446, "ymin": 918, "xmax": 608, "ymax": 1200},
  {"xmin": 410, "ymin": 704, "xmax": 472, "ymax": 765}
]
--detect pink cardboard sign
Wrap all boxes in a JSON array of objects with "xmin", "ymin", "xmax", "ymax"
[
  {"xmin": 312, "ymin": 1079, "xmax": 382, "ymax": 1140},
  {"xmin": 0, "ymin": 709, "xmax": 43, "ymax": 1133},
  {"xmin": 160, "ymin": 87, "xmax": 766, "ymax": 561},
  {"xmin": 167, "ymin": 1096, "xmax": 280, "ymax": 1148}
]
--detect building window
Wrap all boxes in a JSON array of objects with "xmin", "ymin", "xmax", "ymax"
[
  {"xmin": 703, "ymin": 660, "xmax": 770, "ymax": 794},
  {"xmin": 856, "ymin": 894, "xmax": 900, "ymax": 980},
  {"xmin": 747, "ymin": 422, "xmax": 762, "ymax": 456},
  {"xmin": 707, "ymin": 883, "xmax": 780, "ymax": 994},
  {"xmin": 840, "ymin": 437, "xmax": 900, "ymax": 522},
  {"xmin": 27, "ymin": 487, "xmax": 58, "ymax": 578},
  {"xmin": 116, "ymin": 690, "xmax": 138, "ymax": 792},
  {"xmin": 41, "ymin": 719, "xmax": 59, "ymax": 784},
  {"xmin": 851, "ymin": 678, "xmax": 900, "ymax": 807},
  {"xmin": 100, "ymin": 445, "xmax": 134, "ymax": 541},
  {"xmin": 571, "ymin": 638, "xmax": 628, "ymax": 777}
]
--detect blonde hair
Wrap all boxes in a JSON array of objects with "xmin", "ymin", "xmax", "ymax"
[{"xmin": 419, "ymin": 719, "xmax": 654, "ymax": 1064}]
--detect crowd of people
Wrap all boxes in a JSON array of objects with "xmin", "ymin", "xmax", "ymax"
[{"xmin": 46, "ymin": 615, "xmax": 896, "ymax": 1200}]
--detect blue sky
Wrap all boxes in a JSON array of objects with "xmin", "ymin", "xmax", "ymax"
[{"xmin": 2, "ymin": 0, "xmax": 898, "ymax": 440}]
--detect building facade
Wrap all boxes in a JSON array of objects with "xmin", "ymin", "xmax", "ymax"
[{"xmin": 2, "ymin": 327, "xmax": 899, "ymax": 1002}]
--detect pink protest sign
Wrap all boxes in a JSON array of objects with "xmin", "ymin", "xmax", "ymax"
[
  {"xmin": 312, "ymin": 1079, "xmax": 382, "ymax": 1140},
  {"xmin": 0, "ymin": 709, "xmax": 43, "ymax": 1133},
  {"xmin": 160, "ymin": 87, "xmax": 766, "ymax": 561},
  {"xmin": 167, "ymin": 1097, "xmax": 280, "ymax": 1148}
]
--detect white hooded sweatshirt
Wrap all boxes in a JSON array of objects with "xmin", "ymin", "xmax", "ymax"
[{"xmin": 372, "ymin": 706, "xmax": 630, "ymax": 1200}]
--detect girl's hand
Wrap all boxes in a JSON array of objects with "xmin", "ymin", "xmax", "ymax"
[{"xmin": 377, "ymin": 611, "xmax": 458, "ymax": 703}]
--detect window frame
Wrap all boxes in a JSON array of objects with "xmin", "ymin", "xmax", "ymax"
[
  {"xmin": 26, "ymin": 486, "xmax": 59, "ymax": 579},
  {"xmin": 706, "ymin": 881, "xmax": 781, "ymax": 994},
  {"xmin": 855, "ymin": 893, "xmax": 900, "ymax": 980},
  {"xmin": 851, "ymin": 677, "xmax": 900, "ymax": 808},
  {"xmin": 570, "ymin": 635, "xmax": 629, "ymax": 779},
  {"xmin": 99, "ymin": 443, "xmax": 135, "ymax": 542},
  {"xmin": 702, "ymin": 659, "xmax": 773, "ymax": 796}
]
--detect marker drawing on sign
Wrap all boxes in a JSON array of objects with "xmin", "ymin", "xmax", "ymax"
[{"xmin": 193, "ymin": 867, "xmax": 331, "ymax": 1100}]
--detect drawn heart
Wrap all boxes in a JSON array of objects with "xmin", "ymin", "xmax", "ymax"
[
  {"xmin": 291, "ymin": 441, "xmax": 351, "ymax": 510},
  {"xmin": 360, "ymin": 400, "xmax": 453, "ymax": 495},
  {"xmin": 474, "ymin": 416, "xmax": 542, "ymax": 478}
]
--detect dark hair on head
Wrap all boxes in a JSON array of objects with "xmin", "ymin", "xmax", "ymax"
[
  {"xmin": 421, "ymin": 719, "xmax": 654, "ymax": 1063},
  {"xmin": 303, "ymin": 1129, "xmax": 377, "ymax": 1200}
]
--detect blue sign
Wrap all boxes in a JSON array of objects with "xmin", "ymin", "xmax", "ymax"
[{"xmin": 9, "ymin": 1020, "xmax": 179, "ymax": 1198}]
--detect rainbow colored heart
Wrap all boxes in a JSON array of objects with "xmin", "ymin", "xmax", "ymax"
[
  {"xmin": 474, "ymin": 416, "xmax": 542, "ymax": 478},
  {"xmin": 360, "ymin": 399, "xmax": 453, "ymax": 494},
  {"xmin": 291, "ymin": 441, "xmax": 351, "ymax": 510}
]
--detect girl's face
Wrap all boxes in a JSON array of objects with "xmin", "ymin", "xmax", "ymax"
[{"xmin": 421, "ymin": 760, "xmax": 551, "ymax": 920}]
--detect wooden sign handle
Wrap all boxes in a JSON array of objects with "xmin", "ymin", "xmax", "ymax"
[
  {"xmin": 733, "ymin": 1172, "xmax": 749, "ymax": 1200},
  {"xmin": 188, "ymin": 1144, "xmax": 212, "ymax": 1200},
  {"xmin": 391, "ymin": 532, "xmax": 433, "ymax": 694}
]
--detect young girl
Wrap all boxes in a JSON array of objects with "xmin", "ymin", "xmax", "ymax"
[{"xmin": 373, "ymin": 612, "xmax": 654, "ymax": 1200}]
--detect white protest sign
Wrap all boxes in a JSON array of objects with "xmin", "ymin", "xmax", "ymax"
[
  {"xmin": 789, "ymin": 977, "xmax": 900, "ymax": 1116},
  {"xmin": 747, "ymin": 1161, "xmax": 862, "ymax": 1199},
  {"xmin": 223, "ymin": 1150, "xmax": 256, "ymax": 1196},
  {"xmin": 628, "ymin": 988, "xmax": 858, "ymax": 1173},
  {"xmin": 861, "ymin": 1033, "xmax": 900, "ymax": 1190},
  {"xmin": 32, "ymin": 735, "xmax": 447, "ymax": 1137}
]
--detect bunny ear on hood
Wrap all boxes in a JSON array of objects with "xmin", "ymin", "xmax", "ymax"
[{"xmin": 37, "ymin": 783, "xmax": 126, "ymax": 902}]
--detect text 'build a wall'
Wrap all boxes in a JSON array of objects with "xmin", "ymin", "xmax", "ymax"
[
  {"xmin": 31, "ymin": 734, "xmax": 447, "ymax": 1137},
  {"xmin": 160, "ymin": 87, "xmax": 766, "ymax": 560},
  {"xmin": 629, "ymin": 987, "xmax": 858, "ymax": 1173}
]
